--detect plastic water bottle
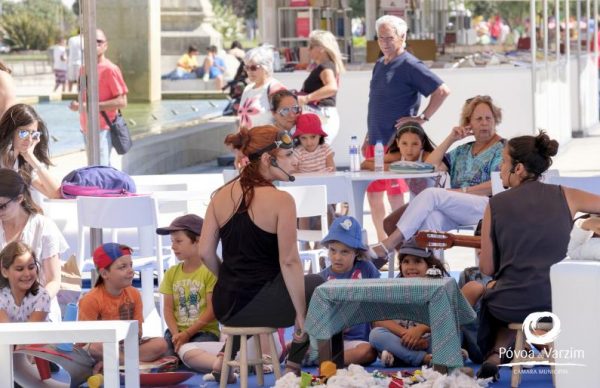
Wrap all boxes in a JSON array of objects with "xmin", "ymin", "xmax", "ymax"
[
  {"xmin": 374, "ymin": 140, "xmax": 384, "ymax": 172},
  {"xmin": 349, "ymin": 136, "xmax": 360, "ymax": 172}
]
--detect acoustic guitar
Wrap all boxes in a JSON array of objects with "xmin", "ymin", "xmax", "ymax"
[{"xmin": 415, "ymin": 231, "xmax": 481, "ymax": 250}]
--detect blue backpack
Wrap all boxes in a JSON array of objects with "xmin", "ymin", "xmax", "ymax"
[{"xmin": 60, "ymin": 166, "xmax": 137, "ymax": 199}]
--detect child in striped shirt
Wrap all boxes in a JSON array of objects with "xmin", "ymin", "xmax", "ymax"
[{"xmin": 293, "ymin": 113, "xmax": 335, "ymax": 173}]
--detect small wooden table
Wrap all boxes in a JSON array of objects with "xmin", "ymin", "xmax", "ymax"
[
  {"xmin": 305, "ymin": 278, "xmax": 476, "ymax": 370},
  {"xmin": 0, "ymin": 320, "xmax": 140, "ymax": 387}
]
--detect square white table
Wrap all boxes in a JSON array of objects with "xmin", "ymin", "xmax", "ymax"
[
  {"xmin": 0, "ymin": 320, "xmax": 139, "ymax": 387},
  {"xmin": 282, "ymin": 171, "xmax": 441, "ymax": 225}
]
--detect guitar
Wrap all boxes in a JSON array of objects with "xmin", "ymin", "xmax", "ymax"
[{"xmin": 415, "ymin": 231, "xmax": 481, "ymax": 250}]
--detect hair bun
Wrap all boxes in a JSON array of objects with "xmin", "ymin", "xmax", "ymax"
[
  {"xmin": 224, "ymin": 127, "xmax": 251, "ymax": 151},
  {"xmin": 535, "ymin": 130, "xmax": 559, "ymax": 157}
]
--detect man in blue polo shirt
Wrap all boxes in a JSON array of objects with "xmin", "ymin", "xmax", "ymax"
[{"xmin": 363, "ymin": 14, "xmax": 450, "ymax": 243}]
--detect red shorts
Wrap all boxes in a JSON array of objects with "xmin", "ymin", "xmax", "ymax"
[{"xmin": 364, "ymin": 145, "xmax": 408, "ymax": 195}]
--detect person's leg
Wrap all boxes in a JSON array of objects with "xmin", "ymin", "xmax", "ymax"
[
  {"xmin": 139, "ymin": 337, "xmax": 168, "ymax": 362},
  {"xmin": 369, "ymin": 327, "xmax": 427, "ymax": 366},
  {"xmin": 98, "ymin": 129, "xmax": 112, "ymax": 166},
  {"xmin": 396, "ymin": 188, "xmax": 489, "ymax": 241},
  {"xmin": 367, "ymin": 191, "xmax": 387, "ymax": 241},
  {"xmin": 178, "ymin": 339, "xmax": 223, "ymax": 373},
  {"xmin": 343, "ymin": 341, "xmax": 377, "ymax": 366}
]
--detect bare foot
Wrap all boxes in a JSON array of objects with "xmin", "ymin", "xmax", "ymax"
[{"xmin": 211, "ymin": 354, "xmax": 236, "ymax": 384}]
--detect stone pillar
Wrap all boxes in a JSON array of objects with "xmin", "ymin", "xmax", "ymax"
[
  {"xmin": 96, "ymin": 0, "xmax": 161, "ymax": 102},
  {"xmin": 257, "ymin": 0, "xmax": 278, "ymax": 46},
  {"xmin": 161, "ymin": 0, "xmax": 222, "ymax": 55}
]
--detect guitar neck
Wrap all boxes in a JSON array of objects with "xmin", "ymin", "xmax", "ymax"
[{"xmin": 452, "ymin": 235, "xmax": 481, "ymax": 249}]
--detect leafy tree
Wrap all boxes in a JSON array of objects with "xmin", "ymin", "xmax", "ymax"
[
  {"xmin": 210, "ymin": 0, "xmax": 244, "ymax": 44},
  {"xmin": 0, "ymin": 0, "xmax": 76, "ymax": 50}
]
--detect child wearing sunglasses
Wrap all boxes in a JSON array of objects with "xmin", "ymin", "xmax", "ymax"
[{"xmin": 0, "ymin": 104, "xmax": 62, "ymax": 199}]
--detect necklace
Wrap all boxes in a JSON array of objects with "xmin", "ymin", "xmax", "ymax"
[{"xmin": 471, "ymin": 134, "xmax": 499, "ymax": 156}]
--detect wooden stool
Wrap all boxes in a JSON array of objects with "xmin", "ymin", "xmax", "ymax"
[
  {"xmin": 508, "ymin": 322, "xmax": 555, "ymax": 388},
  {"xmin": 220, "ymin": 326, "xmax": 282, "ymax": 388}
]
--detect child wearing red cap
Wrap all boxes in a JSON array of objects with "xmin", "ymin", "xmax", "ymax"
[
  {"xmin": 293, "ymin": 113, "xmax": 335, "ymax": 173},
  {"xmin": 78, "ymin": 243, "xmax": 167, "ymax": 370}
]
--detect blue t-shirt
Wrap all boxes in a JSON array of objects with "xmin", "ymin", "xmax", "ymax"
[
  {"xmin": 367, "ymin": 52, "xmax": 443, "ymax": 145},
  {"xmin": 319, "ymin": 260, "xmax": 380, "ymax": 341},
  {"xmin": 445, "ymin": 140, "xmax": 504, "ymax": 189}
]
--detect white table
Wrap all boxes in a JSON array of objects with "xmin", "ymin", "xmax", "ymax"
[
  {"xmin": 282, "ymin": 171, "xmax": 441, "ymax": 225},
  {"xmin": 0, "ymin": 320, "xmax": 139, "ymax": 387}
]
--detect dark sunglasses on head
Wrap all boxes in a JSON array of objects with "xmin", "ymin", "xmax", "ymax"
[
  {"xmin": 0, "ymin": 197, "xmax": 16, "ymax": 211},
  {"xmin": 244, "ymin": 64, "xmax": 261, "ymax": 71},
  {"xmin": 18, "ymin": 130, "xmax": 41, "ymax": 140},
  {"xmin": 277, "ymin": 105, "xmax": 301, "ymax": 116},
  {"xmin": 249, "ymin": 130, "xmax": 294, "ymax": 160}
]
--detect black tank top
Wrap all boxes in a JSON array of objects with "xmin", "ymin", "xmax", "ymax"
[
  {"xmin": 301, "ymin": 62, "xmax": 337, "ymax": 107},
  {"xmin": 212, "ymin": 199, "xmax": 280, "ymax": 321}
]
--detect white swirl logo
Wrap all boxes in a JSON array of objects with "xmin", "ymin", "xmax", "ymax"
[{"xmin": 522, "ymin": 311, "xmax": 561, "ymax": 345}]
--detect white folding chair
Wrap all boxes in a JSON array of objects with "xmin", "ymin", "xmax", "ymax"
[
  {"xmin": 76, "ymin": 196, "xmax": 166, "ymax": 336},
  {"xmin": 280, "ymin": 185, "xmax": 329, "ymax": 274}
]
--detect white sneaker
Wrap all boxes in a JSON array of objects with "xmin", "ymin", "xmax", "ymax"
[{"xmin": 381, "ymin": 350, "xmax": 395, "ymax": 367}]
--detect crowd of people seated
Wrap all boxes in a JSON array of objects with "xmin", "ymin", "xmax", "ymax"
[{"xmin": 2, "ymin": 14, "xmax": 600, "ymax": 387}]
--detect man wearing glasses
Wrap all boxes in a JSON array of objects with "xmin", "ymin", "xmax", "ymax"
[
  {"xmin": 363, "ymin": 15, "xmax": 450, "ymax": 241},
  {"xmin": 69, "ymin": 29, "xmax": 128, "ymax": 166}
]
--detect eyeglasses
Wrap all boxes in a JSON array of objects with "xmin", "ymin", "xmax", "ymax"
[
  {"xmin": 0, "ymin": 197, "xmax": 16, "ymax": 211},
  {"xmin": 18, "ymin": 130, "xmax": 41, "ymax": 140},
  {"xmin": 249, "ymin": 130, "xmax": 294, "ymax": 159},
  {"xmin": 277, "ymin": 105, "xmax": 301, "ymax": 116},
  {"xmin": 96, "ymin": 39, "xmax": 106, "ymax": 45},
  {"xmin": 244, "ymin": 64, "xmax": 261, "ymax": 72}
]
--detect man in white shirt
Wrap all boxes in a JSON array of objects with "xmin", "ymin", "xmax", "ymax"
[{"xmin": 66, "ymin": 30, "xmax": 82, "ymax": 92}]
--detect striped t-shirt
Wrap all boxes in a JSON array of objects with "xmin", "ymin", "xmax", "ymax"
[{"xmin": 295, "ymin": 143, "xmax": 333, "ymax": 173}]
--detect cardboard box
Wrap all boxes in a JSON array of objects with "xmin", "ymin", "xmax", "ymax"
[
  {"xmin": 407, "ymin": 39, "xmax": 437, "ymax": 61},
  {"xmin": 366, "ymin": 40, "xmax": 381, "ymax": 63}
]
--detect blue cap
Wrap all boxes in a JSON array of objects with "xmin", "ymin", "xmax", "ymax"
[{"xmin": 321, "ymin": 216, "xmax": 367, "ymax": 251}]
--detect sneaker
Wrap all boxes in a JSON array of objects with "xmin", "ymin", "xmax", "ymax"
[{"xmin": 381, "ymin": 350, "xmax": 395, "ymax": 367}]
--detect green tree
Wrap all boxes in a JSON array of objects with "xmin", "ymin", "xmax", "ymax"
[
  {"xmin": 210, "ymin": 0, "xmax": 245, "ymax": 45},
  {"xmin": 0, "ymin": 0, "xmax": 76, "ymax": 50}
]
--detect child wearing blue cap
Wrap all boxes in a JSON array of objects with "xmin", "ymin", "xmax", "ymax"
[
  {"xmin": 78, "ymin": 243, "xmax": 168, "ymax": 371},
  {"xmin": 318, "ymin": 215, "xmax": 379, "ymax": 366}
]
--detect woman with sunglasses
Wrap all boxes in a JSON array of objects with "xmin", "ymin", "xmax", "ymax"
[
  {"xmin": 297, "ymin": 30, "xmax": 345, "ymax": 143},
  {"xmin": 0, "ymin": 61, "xmax": 16, "ymax": 120},
  {"xmin": 270, "ymin": 89, "xmax": 301, "ymax": 133},
  {"xmin": 0, "ymin": 104, "xmax": 61, "ymax": 200},
  {"xmin": 237, "ymin": 46, "xmax": 286, "ymax": 130},
  {"xmin": 199, "ymin": 126, "xmax": 324, "ymax": 381},
  {"xmin": 0, "ymin": 168, "xmax": 68, "ymax": 323},
  {"xmin": 373, "ymin": 95, "xmax": 505, "ymax": 257}
]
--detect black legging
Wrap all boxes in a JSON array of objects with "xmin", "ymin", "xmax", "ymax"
[{"xmin": 218, "ymin": 273, "xmax": 324, "ymax": 365}]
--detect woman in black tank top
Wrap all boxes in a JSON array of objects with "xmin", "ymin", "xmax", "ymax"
[
  {"xmin": 475, "ymin": 132, "xmax": 600, "ymax": 381},
  {"xmin": 199, "ymin": 125, "xmax": 324, "ymax": 380}
]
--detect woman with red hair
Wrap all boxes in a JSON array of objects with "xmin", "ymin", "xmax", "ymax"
[{"xmin": 199, "ymin": 125, "xmax": 324, "ymax": 381}]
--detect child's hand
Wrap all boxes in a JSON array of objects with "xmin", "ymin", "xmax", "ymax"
[
  {"xmin": 400, "ymin": 326, "xmax": 425, "ymax": 349},
  {"xmin": 172, "ymin": 331, "xmax": 191, "ymax": 352}
]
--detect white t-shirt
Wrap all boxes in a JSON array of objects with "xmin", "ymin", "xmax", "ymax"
[
  {"xmin": 238, "ymin": 79, "xmax": 283, "ymax": 129},
  {"xmin": 0, "ymin": 287, "xmax": 50, "ymax": 322},
  {"xmin": 67, "ymin": 35, "xmax": 82, "ymax": 66},
  {"xmin": 53, "ymin": 45, "xmax": 67, "ymax": 71}
]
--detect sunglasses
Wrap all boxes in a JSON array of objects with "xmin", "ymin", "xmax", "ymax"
[
  {"xmin": 0, "ymin": 197, "xmax": 16, "ymax": 211},
  {"xmin": 96, "ymin": 39, "xmax": 106, "ymax": 45},
  {"xmin": 18, "ymin": 130, "xmax": 41, "ymax": 140},
  {"xmin": 244, "ymin": 64, "xmax": 261, "ymax": 72},
  {"xmin": 277, "ymin": 105, "xmax": 301, "ymax": 116},
  {"xmin": 249, "ymin": 130, "xmax": 294, "ymax": 159}
]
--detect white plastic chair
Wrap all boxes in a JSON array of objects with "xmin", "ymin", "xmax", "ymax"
[
  {"xmin": 76, "ymin": 195, "xmax": 165, "ymax": 336},
  {"xmin": 280, "ymin": 185, "xmax": 329, "ymax": 274}
]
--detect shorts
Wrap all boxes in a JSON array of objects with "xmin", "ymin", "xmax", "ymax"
[
  {"xmin": 54, "ymin": 69, "xmax": 66, "ymax": 84},
  {"xmin": 67, "ymin": 64, "xmax": 81, "ymax": 82},
  {"xmin": 364, "ymin": 145, "xmax": 408, "ymax": 195}
]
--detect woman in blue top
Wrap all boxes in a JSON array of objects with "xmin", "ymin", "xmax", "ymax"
[{"xmin": 376, "ymin": 95, "xmax": 504, "ymax": 254}]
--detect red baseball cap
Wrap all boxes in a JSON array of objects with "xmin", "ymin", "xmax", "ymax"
[
  {"xmin": 292, "ymin": 113, "xmax": 328, "ymax": 138},
  {"xmin": 93, "ymin": 243, "xmax": 133, "ymax": 270}
]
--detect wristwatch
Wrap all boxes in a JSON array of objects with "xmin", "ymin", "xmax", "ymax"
[{"xmin": 419, "ymin": 113, "xmax": 429, "ymax": 122}]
